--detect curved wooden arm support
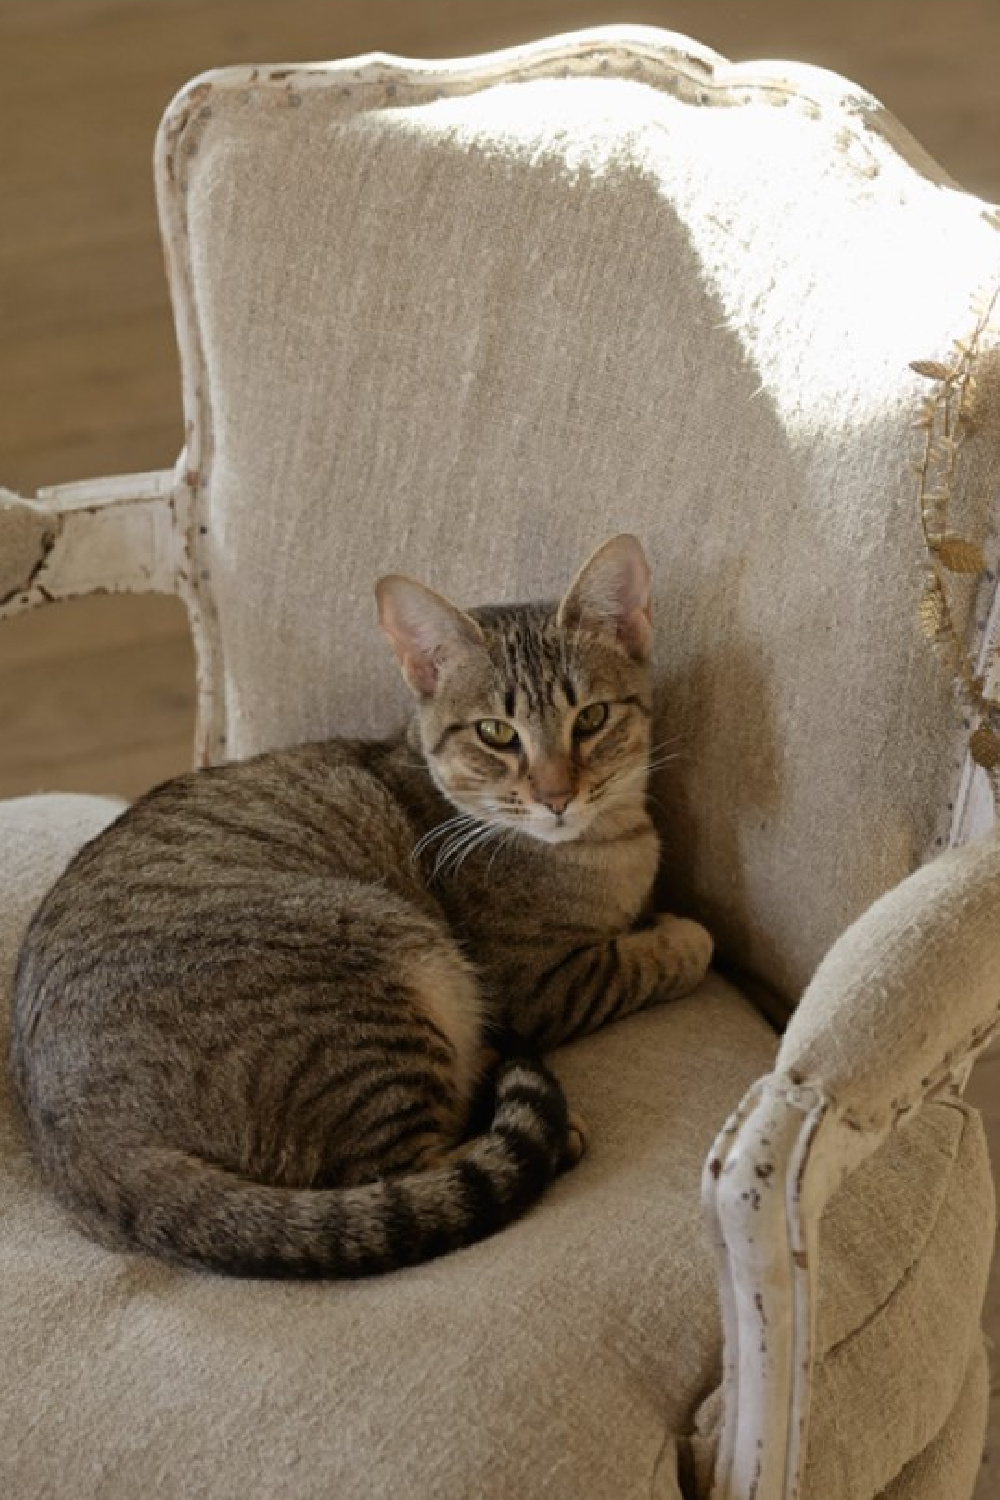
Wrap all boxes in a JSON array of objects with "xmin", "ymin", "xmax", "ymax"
[
  {"xmin": 705, "ymin": 834, "xmax": 1000, "ymax": 1499},
  {"xmin": 0, "ymin": 470, "xmax": 177, "ymax": 621}
]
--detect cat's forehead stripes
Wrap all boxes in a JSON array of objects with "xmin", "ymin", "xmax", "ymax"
[{"xmin": 473, "ymin": 604, "xmax": 580, "ymax": 720}]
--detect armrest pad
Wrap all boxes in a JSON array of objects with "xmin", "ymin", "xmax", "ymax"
[
  {"xmin": 777, "ymin": 832, "xmax": 1000, "ymax": 1129},
  {"xmin": 0, "ymin": 471, "xmax": 177, "ymax": 619}
]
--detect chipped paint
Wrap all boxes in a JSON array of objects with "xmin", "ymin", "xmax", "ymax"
[
  {"xmin": 704, "ymin": 997, "xmax": 999, "ymax": 1500},
  {"xmin": 0, "ymin": 475, "xmax": 175, "ymax": 623},
  {"xmin": 0, "ymin": 514, "xmax": 59, "ymax": 608}
]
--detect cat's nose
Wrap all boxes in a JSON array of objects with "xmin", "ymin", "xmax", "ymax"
[{"xmin": 534, "ymin": 787, "xmax": 573, "ymax": 816}]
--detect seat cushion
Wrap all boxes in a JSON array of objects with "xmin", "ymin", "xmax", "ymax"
[
  {"xmin": 0, "ymin": 792, "xmax": 777, "ymax": 1500},
  {"xmin": 7, "ymin": 792, "xmax": 995, "ymax": 1494},
  {"xmin": 2, "ymin": 794, "xmax": 993, "ymax": 1499},
  {"xmin": 0, "ymin": 792, "xmax": 126, "ymax": 943}
]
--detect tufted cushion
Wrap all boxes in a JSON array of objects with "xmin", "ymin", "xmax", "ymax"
[{"xmin": 163, "ymin": 35, "xmax": 1000, "ymax": 1005}]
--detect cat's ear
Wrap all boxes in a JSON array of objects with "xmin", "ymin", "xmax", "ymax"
[
  {"xmin": 557, "ymin": 534, "xmax": 653, "ymax": 663},
  {"xmin": 376, "ymin": 574, "xmax": 485, "ymax": 696}
]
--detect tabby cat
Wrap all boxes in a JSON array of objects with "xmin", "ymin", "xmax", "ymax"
[{"xmin": 11, "ymin": 534, "xmax": 712, "ymax": 1278}]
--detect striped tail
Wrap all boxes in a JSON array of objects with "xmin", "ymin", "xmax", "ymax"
[{"xmin": 108, "ymin": 1054, "xmax": 570, "ymax": 1278}]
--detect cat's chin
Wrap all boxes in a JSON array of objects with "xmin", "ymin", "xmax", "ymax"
[
  {"xmin": 523, "ymin": 816, "xmax": 589, "ymax": 846},
  {"xmin": 530, "ymin": 822, "xmax": 587, "ymax": 846}
]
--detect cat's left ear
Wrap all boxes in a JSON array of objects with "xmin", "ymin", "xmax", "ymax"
[
  {"xmin": 557, "ymin": 534, "xmax": 653, "ymax": 663},
  {"xmin": 376, "ymin": 574, "xmax": 485, "ymax": 696}
]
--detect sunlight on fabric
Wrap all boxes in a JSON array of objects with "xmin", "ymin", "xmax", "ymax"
[{"xmin": 385, "ymin": 75, "xmax": 992, "ymax": 442}]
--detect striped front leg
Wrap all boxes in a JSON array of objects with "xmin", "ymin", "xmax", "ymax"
[{"xmin": 524, "ymin": 914, "xmax": 713, "ymax": 1049}]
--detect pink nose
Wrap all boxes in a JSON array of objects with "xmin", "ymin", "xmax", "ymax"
[{"xmin": 534, "ymin": 788, "xmax": 573, "ymax": 816}]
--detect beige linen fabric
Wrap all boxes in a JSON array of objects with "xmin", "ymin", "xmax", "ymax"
[
  {"xmin": 0, "ymin": 793, "xmax": 125, "ymax": 933},
  {"xmin": 172, "ymin": 60, "xmax": 1000, "ymax": 1007},
  {"xmin": 0, "ymin": 794, "xmax": 775, "ymax": 1500},
  {"xmin": 688, "ymin": 1098, "xmax": 994, "ymax": 1500},
  {"xmin": 778, "ymin": 833, "xmax": 1000, "ymax": 1129},
  {"xmin": 877, "ymin": 1345, "xmax": 989, "ymax": 1500},
  {"xmin": 804, "ymin": 1100, "xmax": 994, "ymax": 1499}
]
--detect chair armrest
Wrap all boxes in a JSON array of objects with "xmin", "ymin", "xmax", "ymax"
[
  {"xmin": 777, "ymin": 830, "xmax": 1000, "ymax": 1129},
  {"xmin": 703, "ymin": 834, "xmax": 1000, "ymax": 1500},
  {"xmin": 0, "ymin": 470, "xmax": 178, "ymax": 620}
]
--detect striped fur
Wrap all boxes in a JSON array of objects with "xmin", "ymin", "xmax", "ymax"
[{"xmin": 10, "ymin": 537, "xmax": 713, "ymax": 1277}]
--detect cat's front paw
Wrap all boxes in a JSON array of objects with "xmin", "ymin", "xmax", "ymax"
[{"xmin": 652, "ymin": 913, "xmax": 714, "ymax": 997}]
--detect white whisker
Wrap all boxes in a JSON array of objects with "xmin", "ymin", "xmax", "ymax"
[
  {"xmin": 648, "ymin": 733, "xmax": 685, "ymax": 754},
  {"xmin": 448, "ymin": 821, "xmax": 500, "ymax": 877},
  {"xmin": 431, "ymin": 822, "xmax": 485, "ymax": 881},
  {"xmin": 487, "ymin": 827, "xmax": 518, "ymax": 878},
  {"xmin": 412, "ymin": 812, "xmax": 478, "ymax": 864},
  {"xmin": 645, "ymin": 753, "xmax": 683, "ymax": 773}
]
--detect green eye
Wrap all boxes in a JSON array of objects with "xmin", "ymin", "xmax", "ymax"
[
  {"xmin": 476, "ymin": 719, "xmax": 519, "ymax": 750},
  {"xmin": 574, "ymin": 702, "xmax": 609, "ymax": 738}
]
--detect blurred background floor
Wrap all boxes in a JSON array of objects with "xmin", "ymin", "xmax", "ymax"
[{"xmin": 1, "ymin": 4, "xmax": 998, "ymax": 1494}]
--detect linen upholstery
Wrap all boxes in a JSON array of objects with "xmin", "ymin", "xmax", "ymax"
[
  {"xmin": 688, "ymin": 1100, "xmax": 994, "ymax": 1500},
  {"xmin": 778, "ymin": 833, "xmax": 1000, "ymax": 1130},
  {"xmin": 805, "ymin": 1100, "xmax": 993, "ymax": 1499},
  {"xmin": 878, "ymin": 1346, "xmax": 989, "ymax": 1500},
  {"xmin": 170, "ymin": 51, "xmax": 1000, "ymax": 1007}
]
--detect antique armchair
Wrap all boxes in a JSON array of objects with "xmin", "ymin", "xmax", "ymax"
[{"xmin": 2, "ymin": 26, "xmax": 998, "ymax": 1500}]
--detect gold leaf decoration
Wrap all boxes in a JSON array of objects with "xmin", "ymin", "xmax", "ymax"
[
  {"xmin": 933, "ymin": 535, "xmax": 986, "ymax": 574},
  {"xmin": 918, "ymin": 579, "xmax": 947, "ymax": 639},
  {"xmin": 911, "ymin": 278, "xmax": 1000, "ymax": 817},
  {"xmin": 920, "ymin": 492, "xmax": 949, "ymax": 533},
  {"xmin": 969, "ymin": 725, "xmax": 1000, "ymax": 769},
  {"xmin": 909, "ymin": 359, "xmax": 952, "ymax": 381}
]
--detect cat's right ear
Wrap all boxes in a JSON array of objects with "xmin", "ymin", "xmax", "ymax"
[
  {"xmin": 376, "ymin": 575, "xmax": 485, "ymax": 697},
  {"xmin": 557, "ymin": 533, "xmax": 653, "ymax": 664}
]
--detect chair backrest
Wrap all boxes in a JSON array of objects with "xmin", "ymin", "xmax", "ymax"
[{"xmin": 157, "ymin": 26, "xmax": 1000, "ymax": 1007}]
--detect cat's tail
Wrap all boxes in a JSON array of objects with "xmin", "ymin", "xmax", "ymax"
[{"xmin": 93, "ymin": 1053, "xmax": 571, "ymax": 1278}]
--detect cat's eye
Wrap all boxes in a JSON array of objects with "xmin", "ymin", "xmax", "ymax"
[
  {"xmin": 476, "ymin": 719, "xmax": 520, "ymax": 750},
  {"xmin": 573, "ymin": 702, "xmax": 609, "ymax": 738}
]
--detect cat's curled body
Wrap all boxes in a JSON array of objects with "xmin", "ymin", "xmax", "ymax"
[{"xmin": 11, "ymin": 536, "xmax": 712, "ymax": 1277}]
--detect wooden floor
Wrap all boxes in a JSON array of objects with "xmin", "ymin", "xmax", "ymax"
[{"xmin": 1, "ymin": 2, "xmax": 998, "ymax": 1493}]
